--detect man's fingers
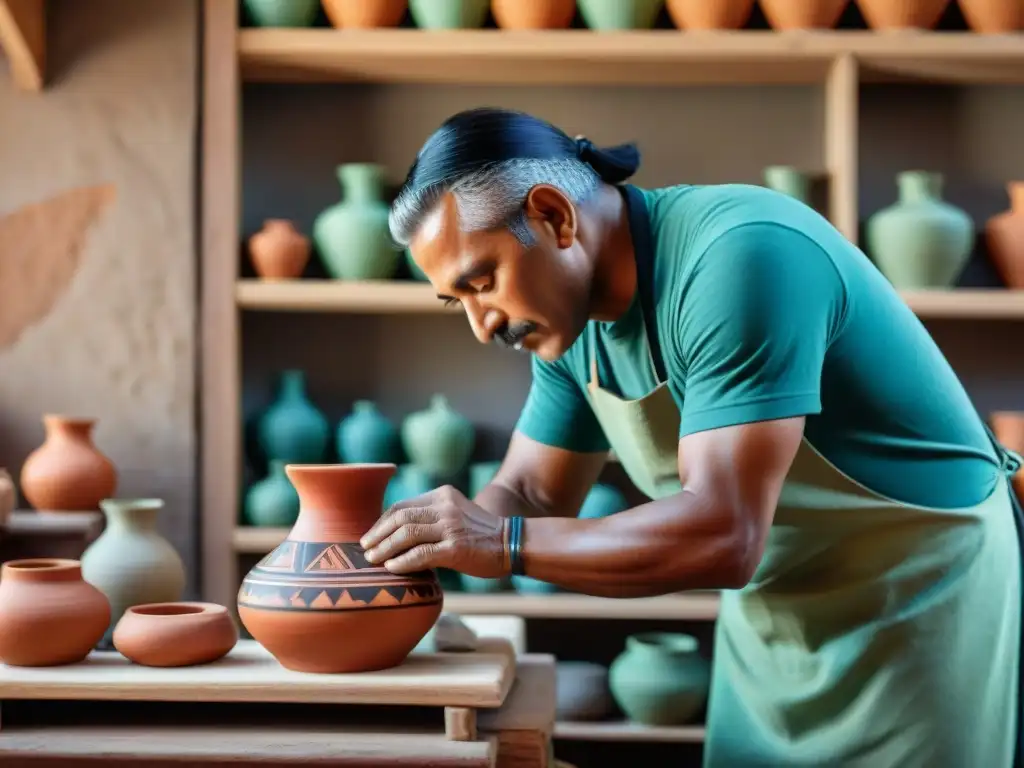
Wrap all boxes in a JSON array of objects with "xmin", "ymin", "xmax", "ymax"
[
  {"xmin": 360, "ymin": 505, "xmax": 434, "ymax": 550},
  {"xmin": 363, "ymin": 523, "xmax": 441, "ymax": 564},
  {"xmin": 384, "ymin": 542, "xmax": 446, "ymax": 574}
]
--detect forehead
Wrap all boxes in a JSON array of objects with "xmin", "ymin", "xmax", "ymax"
[{"xmin": 409, "ymin": 192, "xmax": 505, "ymax": 277}]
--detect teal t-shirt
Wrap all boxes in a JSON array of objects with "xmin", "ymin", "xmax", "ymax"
[{"xmin": 515, "ymin": 183, "xmax": 1002, "ymax": 509}]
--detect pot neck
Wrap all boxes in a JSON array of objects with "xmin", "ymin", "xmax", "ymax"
[
  {"xmin": 44, "ymin": 415, "xmax": 96, "ymax": 443},
  {"xmin": 278, "ymin": 370, "xmax": 307, "ymax": 399},
  {"xmin": 285, "ymin": 464, "xmax": 395, "ymax": 542},
  {"xmin": 625, "ymin": 632, "xmax": 700, "ymax": 659},
  {"xmin": 337, "ymin": 164, "xmax": 384, "ymax": 204},
  {"xmin": 100, "ymin": 499, "xmax": 163, "ymax": 532},
  {"xmin": 897, "ymin": 171, "xmax": 942, "ymax": 204}
]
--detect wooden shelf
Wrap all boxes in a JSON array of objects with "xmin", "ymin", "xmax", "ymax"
[
  {"xmin": 0, "ymin": 0, "xmax": 45, "ymax": 91},
  {"xmin": 555, "ymin": 721, "xmax": 705, "ymax": 743},
  {"xmin": 238, "ymin": 30, "xmax": 1024, "ymax": 86},
  {"xmin": 237, "ymin": 280, "xmax": 1024, "ymax": 319}
]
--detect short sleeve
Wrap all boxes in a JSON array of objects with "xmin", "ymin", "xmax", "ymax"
[
  {"xmin": 674, "ymin": 222, "xmax": 847, "ymax": 437},
  {"xmin": 515, "ymin": 354, "xmax": 610, "ymax": 453}
]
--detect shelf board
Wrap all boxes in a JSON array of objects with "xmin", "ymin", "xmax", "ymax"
[
  {"xmin": 238, "ymin": 30, "xmax": 1024, "ymax": 86},
  {"xmin": 235, "ymin": 279, "xmax": 458, "ymax": 313},
  {"xmin": 555, "ymin": 721, "xmax": 706, "ymax": 743},
  {"xmin": 902, "ymin": 289, "xmax": 1024, "ymax": 319}
]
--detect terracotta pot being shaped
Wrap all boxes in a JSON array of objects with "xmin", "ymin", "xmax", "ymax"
[
  {"xmin": 666, "ymin": 0, "xmax": 754, "ymax": 29},
  {"xmin": 322, "ymin": 0, "xmax": 407, "ymax": 28},
  {"xmin": 856, "ymin": 0, "xmax": 950, "ymax": 29},
  {"xmin": 248, "ymin": 219, "xmax": 310, "ymax": 280},
  {"xmin": 0, "ymin": 559, "xmax": 110, "ymax": 666},
  {"xmin": 959, "ymin": 0, "xmax": 1022, "ymax": 32},
  {"xmin": 986, "ymin": 182, "xmax": 1024, "ymax": 289},
  {"xmin": 113, "ymin": 602, "xmax": 238, "ymax": 667},
  {"xmin": 492, "ymin": 0, "xmax": 577, "ymax": 28},
  {"xmin": 20, "ymin": 415, "xmax": 117, "ymax": 512},
  {"xmin": 760, "ymin": 0, "xmax": 849, "ymax": 29},
  {"xmin": 238, "ymin": 464, "xmax": 443, "ymax": 673}
]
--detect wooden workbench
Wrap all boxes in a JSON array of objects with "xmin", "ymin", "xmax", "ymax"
[{"xmin": 0, "ymin": 637, "xmax": 556, "ymax": 767}]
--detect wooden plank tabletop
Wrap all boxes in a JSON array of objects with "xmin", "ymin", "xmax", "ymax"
[{"xmin": 0, "ymin": 638, "xmax": 515, "ymax": 709}]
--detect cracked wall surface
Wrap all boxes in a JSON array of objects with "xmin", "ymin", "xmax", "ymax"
[{"xmin": 0, "ymin": 0, "xmax": 198, "ymax": 592}]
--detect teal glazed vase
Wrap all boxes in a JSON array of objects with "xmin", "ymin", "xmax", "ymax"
[
  {"xmin": 401, "ymin": 395, "xmax": 475, "ymax": 478},
  {"xmin": 764, "ymin": 165, "xmax": 811, "ymax": 205},
  {"xmin": 243, "ymin": 0, "xmax": 320, "ymax": 26},
  {"xmin": 337, "ymin": 401, "xmax": 402, "ymax": 465},
  {"xmin": 580, "ymin": 483, "xmax": 629, "ymax": 519},
  {"xmin": 313, "ymin": 164, "xmax": 400, "ymax": 281},
  {"xmin": 257, "ymin": 370, "xmax": 330, "ymax": 464},
  {"xmin": 244, "ymin": 460, "xmax": 300, "ymax": 527},
  {"xmin": 866, "ymin": 171, "xmax": 974, "ymax": 290},
  {"xmin": 383, "ymin": 464, "xmax": 436, "ymax": 509},
  {"xmin": 409, "ymin": 0, "xmax": 490, "ymax": 28},
  {"xmin": 609, "ymin": 633, "xmax": 712, "ymax": 726},
  {"xmin": 578, "ymin": 0, "xmax": 664, "ymax": 29}
]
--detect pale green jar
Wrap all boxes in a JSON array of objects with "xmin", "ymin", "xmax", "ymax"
[
  {"xmin": 313, "ymin": 164, "xmax": 400, "ymax": 281},
  {"xmin": 609, "ymin": 633, "xmax": 711, "ymax": 726},
  {"xmin": 866, "ymin": 170, "xmax": 974, "ymax": 289},
  {"xmin": 578, "ymin": 0, "xmax": 664, "ymax": 29},
  {"xmin": 410, "ymin": 0, "xmax": 490, "ymax": 28},
  {"xmin": 401, "ymin": 394, "xmax": 475, "ymax": 478},
  {"xmin": 243, "ymin": 0, "xmax": 319, "ymax": 27},
  {"xmin": 81, "ymin": 498, "xmax": 187, "ymax": 648}
]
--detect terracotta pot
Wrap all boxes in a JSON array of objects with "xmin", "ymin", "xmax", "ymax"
[
  {"xmin": 986, "ymin": 182, "xmax": 1024, "ymax": 289},
  {"xmin": 237, "ymin": 464, "xmax": 443, "ymax": 673},
  {"xmin": 20, "ymin": 415, "xmax": 117, "ymax": 512},
  {"xmin": 0, "ymin": 558, "xmax": 110, "ymax": 666},
  {"xmin": 666, "ymin": 0, "xmax": 754, "ymax": 28},
  {"xmin": 760, "ymin": 0, "xmax": 849, "ymax": 29},
  {"xmin": 492, "ymin": 0, "xmax": 577, "ymax": 28},
  {"xmin": 856, "ymin": 0, "xmax": 950, "ymax": 29},
  {"xmin": 991, "ymin": 411, "xmax": 1024, "ymax": 504},
  {"xmin": 0, "ymin": 468, "xmax": 15, "ymax": 526},
  {"xmin": 247, "ymin": 219, "xmax": 310, "ymax": 280},
  {"xmin": 322, "ymin": 0, "xmax": 407, "ymax": 28},
  {"xmin": 959, "ymin": 0, "xmax": 1022, "ymax": 32},
  {"xmin": 113, "ymin": 602, "xmax": 238, "ymax": 667}
]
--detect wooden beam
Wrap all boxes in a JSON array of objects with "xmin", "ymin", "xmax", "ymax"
[{"xmin": 0, "ymin": 0, "xmax": 45, "ymax": 91}]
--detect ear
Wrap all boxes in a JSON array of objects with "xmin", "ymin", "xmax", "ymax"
[{"xmin": 523, "ymin": 184, "xmax": 576, "ymax": 249}]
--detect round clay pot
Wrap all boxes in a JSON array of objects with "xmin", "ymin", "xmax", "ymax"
[
  {"xmin": 20, "ymin": 415, "xmax": 117, "ymax": 512},
  {"xmin": 959, "ymin": 0, "xmax": 1022, "ymax": 32},
  {"xmin": 247, "ymin": 219, "xmax": 310, "ymax": 280},
  {"xmin": 986, "ymin": 182, "xmax": 1024, "ymax": 289},
  {"xmin": 856, "ymin": 0, "xmax": 950, "ymax": 29},
  {"xmin": 492, "ymin": 0, "xmax": 577, "ymax": 28},
  {"xmin": 760, "ymin": 0, "xmax": 849, "ymax": 29},
  {"xmin": 608, "ymin": 633, "xmax": 711, "ymax": 726},
  {"xmin": 237, "ymin": 464, "xmax": 443, "ymax": 673},
  {"xmin": 113, "ymin": 602, "xmax": 238, "ymax": 667},
  {"xmin": 322, "ymin": 0, "xmax": 408, "ymax": 28},
  {"xmin": 991, "ymin": 411, "xmax": 1024, "ymax": 504},
  {"xmin": 666, "ymin": 0, "xmax": 754, "ymax": 29},
  {"xmin": 0, "ymin": 559, "xmax": 110, "ymax": 666},
  {"xmin": 0, "ymin": 468, "xmax": 15, "ymax": 526}
]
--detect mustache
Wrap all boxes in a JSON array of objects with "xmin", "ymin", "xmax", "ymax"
[{"xmin": 493, "ymin": 321, "xmax": 538, "ymax": 349}]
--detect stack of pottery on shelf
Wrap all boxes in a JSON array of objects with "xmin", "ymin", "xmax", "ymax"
[{"xmin": 865, "ymin": 171, "xmax": 974, "ymax": 290}]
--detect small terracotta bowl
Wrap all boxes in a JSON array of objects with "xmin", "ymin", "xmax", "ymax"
[{"xmin": 112, "ymin": 602, "xmax": 238, "ymax": 667}]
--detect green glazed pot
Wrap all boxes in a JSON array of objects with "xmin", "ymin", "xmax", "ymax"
[
  {"xmin": 80, "ymin": 498, "xmax": 186, "ymax": 648},
  {"xmin": 244, "ymin": 0, "xmax": 319, "ymax": 27},
  {"xmin": 257, "ymin": 370, "xmax": 330, "ymax": 464},
  {"xmin": 866, "ymin": 171, "xmax": 974, "ymax": 289},
  {"xmin": 401, "ymin": 395, "xmax": 475, "ymax": 478},
  {"xmin": 410, "ymin": 0, "xmax": 490, "ymax": 28},
  {"xmin": 314, "ymin": 164, "xmax": 400, "ymax": 281},
  {"xmin": 244, "ymin": 460, "xmax": 300, "ymax": 527},
  {"xmin": 336, "ymin": 400, "xmax": 402, "ymax": 465},
  {"xmin": 578, "ymin": 0, "xmax": 664, "ymax": 29},
  {"xmin": 609, "ymin": 633, "xmax": 711, "ymax": 726},
  {"xmin": 764, "ymin": 165, "xmax": 811, "ymax": 205}
]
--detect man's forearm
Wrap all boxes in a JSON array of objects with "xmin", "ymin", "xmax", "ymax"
[{"xmin": 518, "ymin": 490, "xmax": 759, "ymax": 597}]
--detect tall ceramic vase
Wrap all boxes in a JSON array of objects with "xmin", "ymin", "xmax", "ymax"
[
  {"xmin": 313, "ymin": 164, "xmax": 400, "ymax": 281},
  {"xmin": 986, "ymin": 182, "xmax": 1024, "ymax": 289},
  {"xmin": 866, "ymin": 171, "xmax": 974, "ymax": 290},
  {"xmin": 238, "ymin": 464, "xmax": 443, "ymax": 673},
  {"xmin": 20, "ymin": 415, "xmax": 117, "ymax": 512},
  {"xmin": 608, "ymin": 633, "xmax": 711, "ymax": 726},
  {"xmin": 257, "ymin": 370, "xmax": 330, "ymax": 464},
  {"xmin": 80, "ymin": 498, "xmax": 187, "ymax": 648},
  {"xmin": 409, "ymin": 0, "xmax": 490, "ymax": 28},
  {"xmin": 578, "ymin": 0, "xmax": 665, "ymax": 29}
]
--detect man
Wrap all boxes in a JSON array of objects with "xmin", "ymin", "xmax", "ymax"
[{"xmin": 360, "ymin": 107, "xmax": 1023, "ymax": 766}]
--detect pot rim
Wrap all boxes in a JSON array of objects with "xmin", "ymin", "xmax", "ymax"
[
  {"xmin": 286, "ymin": 463, "xmax": 397, "ymax": 471},
  {"xmin": 627, "ymin": 631, "xmax": 700, "ymax": 654},
  {"xmin": 123, "ymin": 601, "xmax": 227, "ymax": 618},
  {"xmin": 41, "ymin": 414, "xmax": 97, "ymax": 428},
  {"xmin": 3, "ymin": 557, "xmax": 80, "ymax": 572}
]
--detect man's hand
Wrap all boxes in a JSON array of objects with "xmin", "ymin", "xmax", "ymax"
[{"xmin": 360, "ymin": 485, "xmax": 508, "ymax": 577}]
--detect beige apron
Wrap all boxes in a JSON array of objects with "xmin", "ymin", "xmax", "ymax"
[{"xmin": 582, "ymin": 184, "xmax": 1024, "ymax": 766}]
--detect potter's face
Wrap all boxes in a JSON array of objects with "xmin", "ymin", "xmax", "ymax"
[{"xmin": 408, "ymin": 188, "xmax": 592, "ymax": 362}]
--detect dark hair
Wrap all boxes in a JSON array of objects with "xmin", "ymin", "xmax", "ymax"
[{"xmin": 389, "ymin": 107, "xmax": 641, "ymax": 247}]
